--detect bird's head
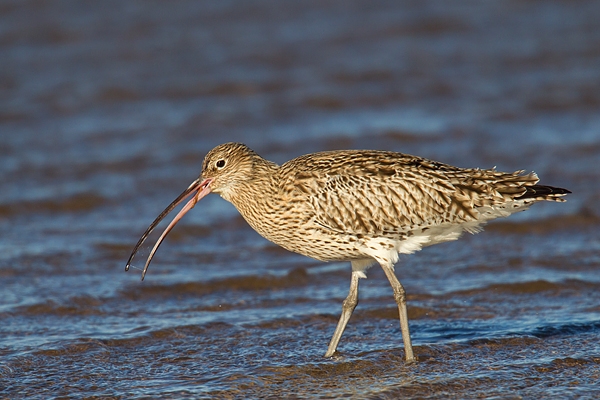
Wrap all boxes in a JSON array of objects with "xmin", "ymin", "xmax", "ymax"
[
  {"xmin": 200, "ymin": 142, "xmax": 258, "ymax": 201},
  {"xmin": 125, "ymin": 142, "xmax": 258, "ymax": 280}
]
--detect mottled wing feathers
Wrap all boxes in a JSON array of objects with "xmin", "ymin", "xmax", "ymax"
[
  {"xmin": 280, "ymin": 150, "xmax": 556, "ymax": 238},
  {"xmin": 309, "ymin": 172, "xmax": 455, "ymax": 236}
]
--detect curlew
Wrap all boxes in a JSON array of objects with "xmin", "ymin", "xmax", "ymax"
[{"xmin": 126, "ymin": 142, "xmax": 570, "ymax": 361}]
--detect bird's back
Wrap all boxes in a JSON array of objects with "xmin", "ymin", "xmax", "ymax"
[{"xmin": 260, "ymin": 149, "xmax": 568, "ymax": 262}]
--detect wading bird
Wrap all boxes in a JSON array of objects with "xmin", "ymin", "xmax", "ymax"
[{"xmin": 126, "ymin": 142, "xmax": 570, "ymax": 361}]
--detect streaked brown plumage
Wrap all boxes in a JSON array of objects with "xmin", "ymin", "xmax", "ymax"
[{"xmin": 126, "ymin": 142, "xmax": 570, "ymax": 361}]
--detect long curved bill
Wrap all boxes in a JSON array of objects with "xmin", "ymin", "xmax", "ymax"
[{"xmin": 125, "ymin": 177, "xmax": 213, "ymax": 281}]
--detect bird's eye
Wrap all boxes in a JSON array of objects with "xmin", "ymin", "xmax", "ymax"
[{"xmin": 216, "ymin": 159, "xmax": 226, "ymax": 169}]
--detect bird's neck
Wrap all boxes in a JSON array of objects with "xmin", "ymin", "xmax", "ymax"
[
  {"xmin": 222, "ymin": 157, "xmax": 284, "ymax": 241},
  {"xmin": 225, "ymin": 157, "xmax": 280, "ymax": 205}
]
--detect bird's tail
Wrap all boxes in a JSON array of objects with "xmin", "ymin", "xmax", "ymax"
[{"xmin": 515, "ymin": 184, "xmax": 571, "ymax": 202}]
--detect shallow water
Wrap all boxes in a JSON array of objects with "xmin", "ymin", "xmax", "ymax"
[{"xmin": 1, "ymin": 0, "xmax": 600, "ymax": 398}]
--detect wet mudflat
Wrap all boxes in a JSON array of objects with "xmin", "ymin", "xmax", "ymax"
[{"xmin": 1, "ymin": 1, "xmax": 599, "ymax": 398}]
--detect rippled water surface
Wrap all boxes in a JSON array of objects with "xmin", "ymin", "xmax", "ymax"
[{"xmin": 2, "ymin": 1, "xmax": 600, "ymax": 398}]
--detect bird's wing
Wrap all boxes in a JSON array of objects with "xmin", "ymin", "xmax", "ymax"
[
  {"xmin": 307, "ymin": 169, "xmax": 466, "ymax": 237},
  {"xmin": 281, "ymin": 150, "xmax": 538, "ymax": 237}
]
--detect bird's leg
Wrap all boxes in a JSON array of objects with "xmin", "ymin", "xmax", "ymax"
[
  {"xmin": 324, "ymin": 270, "xmax": 361, "ymax": 357},
  {"xmin": 380, "ymin": 263, "xmax": 415, "ymax": 362}
]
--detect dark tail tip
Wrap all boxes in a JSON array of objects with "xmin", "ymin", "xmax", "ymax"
[{"xmin": 516, "ymin": 185, "xmax": 571, "ymax": 200}]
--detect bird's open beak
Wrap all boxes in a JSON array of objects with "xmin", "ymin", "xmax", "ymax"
[{"xmin": 125, "ymin": 177, "xmax": 213, "ymax": 280}]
